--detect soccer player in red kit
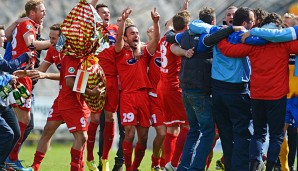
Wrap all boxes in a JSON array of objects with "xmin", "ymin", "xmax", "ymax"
[
  {"xmin": 157, "ymin": 11, "xmax": 190, "ymax": 170},
  {"xmin": 85, "ymin": 3, "xmax": 119, "ymax": 171},
  {"xmin": 146, "ymin": 26, "xmax": 167, "ymax": 171},
  {"xmin": 114, "ymin": 7, "xmax": 160, "ymax": 171},
  {"xmin": 6, "ymin": 0, "xmax": 51, "ymax": 169},
  {"xmin": 24, "ymin": 24, "xmax": 62, "ymax": 171}
]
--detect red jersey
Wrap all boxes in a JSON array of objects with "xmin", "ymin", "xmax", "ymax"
[
  {"xmin": 98, "ymin": 24, "xmax": 118, "ymax": 76},
  {"xmin": 116, "ymin": 47, "xmax": 152, "ymax": 92},
  {"xmin": 58, "ymin": 55, "xmax": 89, "ymax": 111},
  {"xmin": 11, "ymin": 19, "xmax": 37, "ymax": 67},
  {"xmin": 218, "ymin": 39, "xmax": 298, "ymax": 100},
  {"xmin": 44, "ymin": 46, "xmax": 62, "ymax": 71},
  {"xmin": 107, "ymin": 24, "xmax": 118, "ymax": 41},
  {"xmin": 148, "ymin": 44, "xmax": 161, "ymax": 93},
  {"xmin": 159, "ymin": 36, "xmax": 181, "ymax": 88},
  {"xmin": 98, "ymin": 46, "xmax": 117, "ymax": 76}
]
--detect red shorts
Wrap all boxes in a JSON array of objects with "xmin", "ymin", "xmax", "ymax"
[
  {"xmin": 149, "ymin": 94, "xmax": 165, "ymax": 127},
  {"xmin": 120, "ymin": 91, "xmax": 150, "ymax": 127},
  {"xmin": 47, "ymin": 98, "xmax": 63, "ymax": 121},
  {"xmin": 11, "ymin": 77, "xmax": 33, "ymax": 111},
  {"xmin": 60, "ymin": 108, "xmax": 90, "ymax": 133},
  {"xmin": 104, "ymin": 76, "xmax": 119, "ymax": 113},
  {"xmin": 157, "ymin": 84, "xmax": 188, "ymax": 126}
]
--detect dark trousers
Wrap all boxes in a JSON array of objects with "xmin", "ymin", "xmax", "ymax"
[
  {"xmin": 98, "ymin": 108, "xmax": 125, "ymax": 165},
  {"xmin": 0, "ymin": 105, "xmax": 20, "ymax": 167},
  {"xmin": 287, "ymin": 125, "xmax": 297, "ymax": 169},
  {"xmin": 249, "ymin": 97, "xmax": 286, "ymax": 164},
  {"xmin": 212, "ymin": 87, "xmax": 252, "ymax": 171}
]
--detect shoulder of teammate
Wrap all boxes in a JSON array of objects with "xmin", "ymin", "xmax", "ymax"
[
  {"xmin": 18, "ymin": 20, "xmax": 36, "ymax": 35},
  {"xmin": 44, "ymin": 46, "xmax": 55, "ymax": 63},
  {"xmin": 63, "ymin": 56, "xmax": 82, "ymax": 77},
  {"xmin": 107, "ymin": 24, "xmax": 118, "ymax": 32}
]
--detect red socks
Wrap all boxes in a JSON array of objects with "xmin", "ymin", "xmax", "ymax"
[
  {"xmin": 9, "ymin": 122, "xmax": 27, "ymax": 161},
  {"xmin": 86, "ymin": 122, "xmax": 99, "ymax": 161},
  {"xmin": 151, "ymin": 155, "xmax": 161, "ymax": 167},
  {"xmin": 31, "ymin": 151, "xmax": 45, "ymax": 171},
  {"xmin": 102, "ymin": 121, "xmax": 115, "ymax": 160},
  {"xmin": 171, "ymin": 127, "xmax": 189, "ymax": 167},
  {"xmin": 163, "ymin": 133, "xmax": 177, "ymax": 164},
  {"xmin": 132, "ymin": 143, "xmax": 146, "ymax": 170},
  {"xmin": 160, "ymin": 157, "xmax": 166, "ymax": 168},
  {"xmin": 70, "ymin": 148, "xmax": 82, "ymax": 171},
  {"xmin": 122, "ymin": 141, "xmax": 133, "ymax": 170}
]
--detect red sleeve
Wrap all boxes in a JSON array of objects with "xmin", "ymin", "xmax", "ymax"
[
  {"xmin": 19, "ymin": 21, "xmax": 35, "ymax": 38},
  {"xmin": 64, "ymin": 57, "xmax": 81, "ymax": 77},
  {"xmin": 144, "ymin": 45, "xmax": 154, "ymax": 58},
  {"xmin": 44, "ymin": 46, "xmax": 54, "ymax": 64},
  {"xmin": 286, "ymin": 40, "xmax": 298, "ymax": 54},
  {"xmin": 218, "ymin": 39, "xmax": 252, "ymax": 58}
]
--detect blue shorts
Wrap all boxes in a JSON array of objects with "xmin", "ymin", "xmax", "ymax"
[{"xmin": 286, "ymin": 97, "xmax": 298, "ymax": 127}]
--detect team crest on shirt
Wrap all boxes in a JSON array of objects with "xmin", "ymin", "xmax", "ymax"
[
  {"xmin": 154, "ymin": 57, "xmax": 161, "ymax": 67},
  {"xmin": 68, "ymin": 67, "xmax": 75, "ymax": 73},
  {"xmin": 127, "ymin": 58, "xmax": 137, "ymax": 65},
  {"xmin": 26, "ymin": 25, "xmax": 33, "ymax": 30}
]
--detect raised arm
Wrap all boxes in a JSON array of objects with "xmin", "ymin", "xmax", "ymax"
[
  {"xmin": 147, "ymin": 8, "xmax": 160, "ymax": 55},
  {"xmin": 90, "ymin": 0, "xmax": 98, "ymax": 7},
  {"xmin": 5, "ymin": 18, "xmax": 29, "ymax": 42},
  {"xmin": 115, "ymin": 8, "xmax": 132, "ymax": 53},
  {"xmin": 164, "ymin": 0, "xmax": 190, "ymax": 33}
]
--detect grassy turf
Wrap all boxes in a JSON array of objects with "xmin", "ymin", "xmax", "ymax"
[{"xmin": 19, "ymin": 143, "xmax": 223, "ymax": 171}]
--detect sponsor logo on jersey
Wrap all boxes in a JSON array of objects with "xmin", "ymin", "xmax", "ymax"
[
  {"xmin": 108, "ymin": 35, "xmax": 116, "ymax": 46},
  {"xmin": 68, "ymin": 67, "xmax": 75, "ymax": 73},
  {"xmin": 127, "ymin": 58, "xmax": 137, "ymax": 65},
  {"xmin": 26, "ymin": 25, "xmax": 33, "ymax": 30},
  {"xmin": 154, "ymin": 57, "xmax": 161, "ymax": 67}
]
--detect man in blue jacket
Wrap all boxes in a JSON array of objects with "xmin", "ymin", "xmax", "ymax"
[{"xmin": 0, "ymin": 24, "xmax": 32, "ymax": 171}]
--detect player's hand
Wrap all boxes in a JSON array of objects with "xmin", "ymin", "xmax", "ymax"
[
  {"xmin": 13, "ymin": 70, "xmax": 27, "ymax": 78},
  {"xmin": 184, "ymin": 47, "xmax": 195, "ymax": 58},
  {"xmin": 9, "ymin": 75, "xmax": 18, "ymax": 85},
  {"xmin": 151, "ymin": 8, "xmax": 160, "ymax": 23},
  {"xmin": 89, "ymin": 85, "xmax": 103, "ymax": 97},
  {"xmin": 181, "ymin": 0, "xmax": 190, "ymax": 11},
  {"xmin": 26, "ymin": 51, "xmax": 35, "ymax": 59},
  {"xmin": 27, "ymin": 70, "xmax": 46, "ymax": 80},
  {"xmin": 241, "ymin": 31, "xmax": 250, "ymax": 43},
  {"xmin": 122, "ymin": 7, "xmax": 132, "ymax": 21}
]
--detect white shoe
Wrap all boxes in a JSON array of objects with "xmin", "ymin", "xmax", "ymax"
[{"xmin": 165, "ymin": 162, "xmax": 177, "ymax": 171}]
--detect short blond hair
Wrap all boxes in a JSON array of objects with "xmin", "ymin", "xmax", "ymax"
[
  {"xmin": 284, "ymin": 13, "xmax": 295, "ymax": 19},
  {"xmin": 25, "ymin": 0, "xmax": 44, "ymax": 16}
]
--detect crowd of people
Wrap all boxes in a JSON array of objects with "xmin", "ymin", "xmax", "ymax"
[{"xmin": 0, "ymin": 0, "xmax": 298, "ymax": 171}]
